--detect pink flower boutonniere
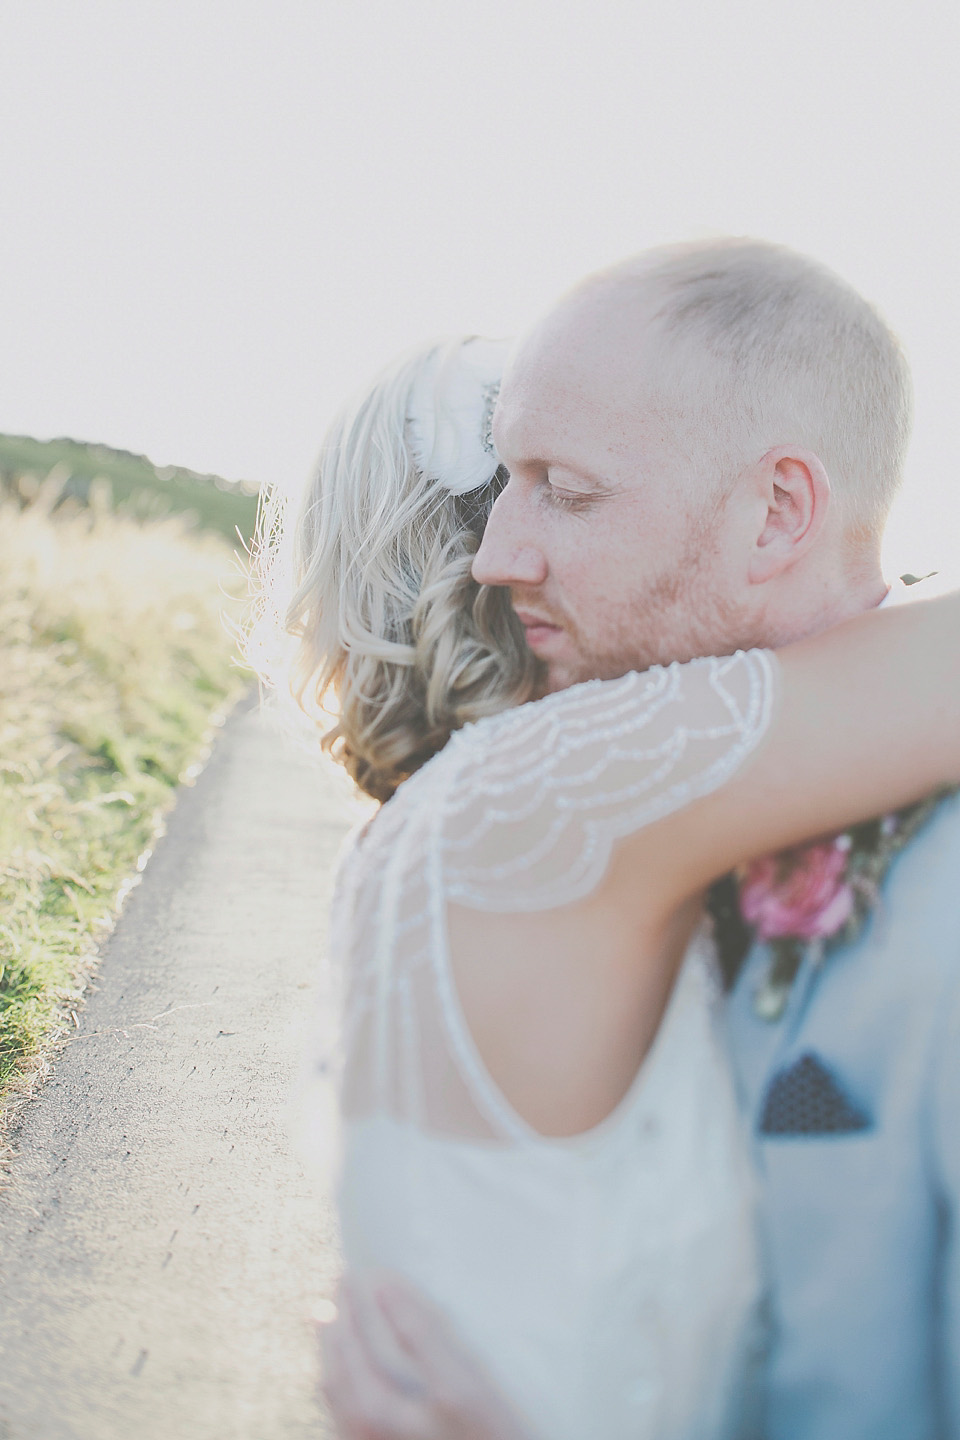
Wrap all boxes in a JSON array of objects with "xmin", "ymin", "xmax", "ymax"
[
  {"xmin": 740, "ymin": 839, "xmax": 855, "ymax": 944},
  {"xmin": 738, "ymin": 792, "xmax": 950, "ymax": 1021}
]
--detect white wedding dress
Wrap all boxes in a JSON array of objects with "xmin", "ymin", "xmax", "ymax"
[{"xmin": 325, "ymin": 651, "xmax": 777, "ymax": 1439}]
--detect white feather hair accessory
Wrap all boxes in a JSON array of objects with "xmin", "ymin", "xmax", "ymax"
[{"xmin": 406, "ymin": 337, "xmax": 510, "ymax": 495}]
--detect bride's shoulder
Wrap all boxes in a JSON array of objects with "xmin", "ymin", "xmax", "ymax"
[
  {"xmin": 446, "ymin": 666, "xmax": 672, "ymax": 750},
  {"xmin": 441, "ymin": 650, "xmax": 771, "ymax": 762},
  {"xmin": 379, "ymin": 647, "xmax": 773, "ymax": 826}
]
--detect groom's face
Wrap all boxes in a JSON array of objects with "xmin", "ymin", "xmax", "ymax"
[{"xmin": 473, "ymin": 294, "xmax": 753, "ymax": 691}]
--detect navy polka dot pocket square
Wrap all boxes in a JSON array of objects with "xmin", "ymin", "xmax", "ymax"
[{"xmin": 759, "ymin": 1052, "xmax": 872, "ymax": 1136}]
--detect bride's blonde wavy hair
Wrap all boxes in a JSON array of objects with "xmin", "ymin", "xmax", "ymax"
[{"xmin": 245, "ymin": 340, "xmax": 541, "ymax": 802}]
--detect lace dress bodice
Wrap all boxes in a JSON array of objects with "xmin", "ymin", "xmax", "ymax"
[{"xmin": 326, "ymin": 651, "xmax": 776, "ymax": 1437}]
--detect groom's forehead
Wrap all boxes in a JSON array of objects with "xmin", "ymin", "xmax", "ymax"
[
  {"xmin": 504, "ymin": 289, "xmax": 666, "ymax": 413},
  {"xmin": 495, "ymin": 339, "xmax": 661, "ymax": 473},
  {"xmin": 493, "ymin": 369, "xmax": 606, "ymax": 468}
]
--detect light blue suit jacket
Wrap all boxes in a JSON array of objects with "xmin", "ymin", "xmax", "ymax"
[{"xmin": 727, "ymin": 789, "xmax": 960, "ymax": 1438}]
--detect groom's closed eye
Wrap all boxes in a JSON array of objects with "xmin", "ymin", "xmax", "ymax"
[
  {"xmin": 494, "ymin": 466, "xmax": 596, "ymax": 515},
  {"xmin": 541, "ymin": 467, "xmax": 611, "ymax": 513},
  {"xmin": 542, "ymin": 482, "xmax": 595, "ymax": 513}
]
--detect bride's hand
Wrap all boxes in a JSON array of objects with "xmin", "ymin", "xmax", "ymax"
[{"xmin": 319, "ymin": 1271, "xmax": 535, "ymax": 1440}]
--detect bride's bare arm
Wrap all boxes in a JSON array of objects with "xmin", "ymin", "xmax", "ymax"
[
  {"xmin": 442, "ymin": 590, "xmax": 960, "ymax": 923},
  {"xmin": 636, "ymin": 590, "xmax": 960, "ymax": 908}
]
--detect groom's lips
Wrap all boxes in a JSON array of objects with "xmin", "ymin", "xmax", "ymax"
[{"xmin": 514, "ymin": 609, "xmax": 564, "ymax": 651}]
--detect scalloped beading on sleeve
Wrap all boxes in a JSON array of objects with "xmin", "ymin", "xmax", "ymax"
[{"xmin": 440, "ymin": 649, "xmax": 777, "ymax": 913}]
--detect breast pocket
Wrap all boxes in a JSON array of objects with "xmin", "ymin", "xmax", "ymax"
[{"xmin": 758, "ymin": 1051, "xmax": 872, "ymax": 1137}]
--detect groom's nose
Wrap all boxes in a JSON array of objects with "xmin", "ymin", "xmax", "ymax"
[{"xmin": 472, "ymin": 484, "xmax": 549, "ymax": 588}]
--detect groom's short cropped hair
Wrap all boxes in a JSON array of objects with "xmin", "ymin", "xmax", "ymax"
[{"xmin": 608, "ymin": 239, "xmax": 912, "ymax": 537}]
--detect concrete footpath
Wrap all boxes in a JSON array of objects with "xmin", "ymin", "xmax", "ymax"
[{"xmin": 0, "ymin": 698, "xmax": 365, "ymax": 1440}]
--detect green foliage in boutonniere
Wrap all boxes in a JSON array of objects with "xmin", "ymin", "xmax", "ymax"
[{"xmin": 716, "ymin": 790, "xmax": 955, "ymax": 1021}]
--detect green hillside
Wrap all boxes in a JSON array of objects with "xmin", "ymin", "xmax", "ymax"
[{"xmin": 0, "ymin": 434, "xmax": 260, "ymax": 545}]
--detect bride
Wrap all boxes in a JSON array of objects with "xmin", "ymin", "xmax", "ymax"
[{"xmin": 251, "ymin": 336, "xmax": 960, "ymax": 1439}]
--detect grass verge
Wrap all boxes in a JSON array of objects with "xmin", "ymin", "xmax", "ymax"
[{"xmin": 0, "ymin": 491, "xmax": 250, "ymax": 1110}]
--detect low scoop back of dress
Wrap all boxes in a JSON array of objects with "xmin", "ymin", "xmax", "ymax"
[{"xmin": 336, "ymin": 935, "xmax": 762, "ymax": 1440}]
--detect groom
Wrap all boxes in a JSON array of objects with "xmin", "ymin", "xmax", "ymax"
[{"xmin": 323, "ymin": 240, "xmax": 960, "ymax": 1439}]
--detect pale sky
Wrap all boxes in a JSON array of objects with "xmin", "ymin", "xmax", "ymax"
[{"xmin": 1, "ymin": 0, "xmax": 957, "ymax": 573}]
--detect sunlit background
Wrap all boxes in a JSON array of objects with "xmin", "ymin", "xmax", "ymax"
[{"xmin": 1, "ymin": 0, "xmax": 957, "ymax": 573}]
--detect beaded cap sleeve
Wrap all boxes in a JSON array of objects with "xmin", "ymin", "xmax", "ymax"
[{"xmin": 439, "ymin": 650, "xmax": 777, "ymax": 912}]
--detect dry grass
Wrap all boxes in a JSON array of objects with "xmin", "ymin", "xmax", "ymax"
[{"xmin": 0, "ymin": 489, "xmax": 250, "ymax": 1107}]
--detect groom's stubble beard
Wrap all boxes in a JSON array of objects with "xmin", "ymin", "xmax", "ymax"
[{"xmin": 529, "ymin": 508, "xmax": 762, "ymax": 693}]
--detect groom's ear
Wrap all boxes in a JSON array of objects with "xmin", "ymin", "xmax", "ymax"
[{"xmin": 747, "ymin": 447, "xmax": 831, "ymax": 585}]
